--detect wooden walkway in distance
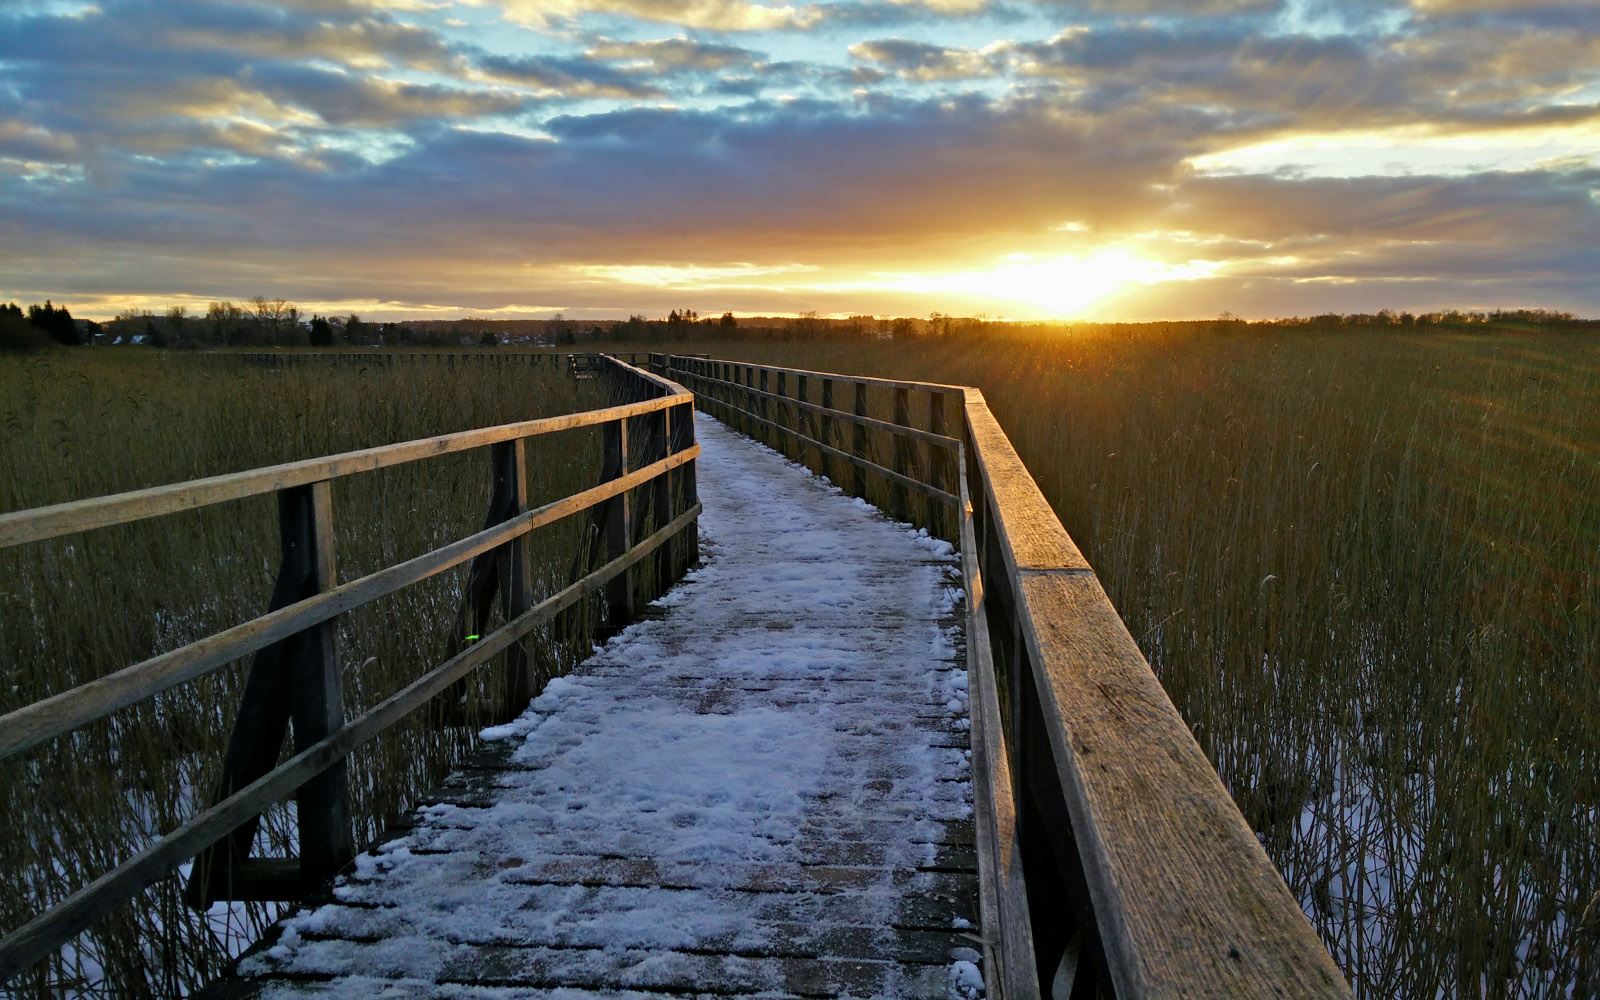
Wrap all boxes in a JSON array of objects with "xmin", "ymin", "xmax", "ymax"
[{"xmin": 224, "ymin": 416, "xmax": 984, "ymax": 999}]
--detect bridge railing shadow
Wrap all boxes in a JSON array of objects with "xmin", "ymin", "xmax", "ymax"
[
  {"xmin": 661, "ymin": 354, "xmax": 1353, "ymax": 1000},
  {"xmin": 0, "ymin": 356, "xmax": 698, "ymax": 986}
]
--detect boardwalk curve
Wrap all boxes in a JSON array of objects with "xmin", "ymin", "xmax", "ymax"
[{"xmin": 229, "ymin": 416, "xmax": 983, "ymax": 998}]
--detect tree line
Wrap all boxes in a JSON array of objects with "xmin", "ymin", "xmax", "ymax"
[
  {"xmin": 1, "ymin": 301, "xmax": 80, "ymax": 351},
  {"xmin": 6, "ymin": 298, "xmax": 1595, "ymax": 355}
]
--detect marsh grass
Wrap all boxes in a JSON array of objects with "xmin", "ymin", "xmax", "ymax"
[
  {"xmin": 1, "ymin": 352, "xmax": 616, "ymax": 997},
  {"xmin": 625, "ymin": 329, "xmax": 1599, "ymax": 999}
]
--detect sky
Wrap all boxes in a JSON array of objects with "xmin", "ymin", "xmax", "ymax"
[{"xmin": 1, "ymin": 0, "xmax": 1598, "ymax": 322}]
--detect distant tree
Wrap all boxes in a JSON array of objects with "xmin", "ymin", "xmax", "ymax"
[
  {"xmin": 479, "ymin": 330, "xmax": 498, "ymax": 347},
  {"xmin": 249, "ymin": 296, "xmax": 297, "ymax": 344},
  {"xmin": 309, "ymin": 314, "xmax": 335, "ymax": 346},
  {"xmin": 787, "ymin": 311, "xmax": 823, "ymax": 338},
  {"xmin": 719, "ymin": 311, "xmax": 737, "ymax": 329},
  {"xmin": 1, "ymin": 301, "xmax": 48, "ymax": 352},
  {"xmin": 206, "ymin": 300, "xmax": 246, "ymax": 345},
  {"xmin": 345, "ymin": 313, "xmax": 366, "ymax": 344},
  {"xmin": 27, "ymin": 300, "xmax": 80, "ymax": 345}
]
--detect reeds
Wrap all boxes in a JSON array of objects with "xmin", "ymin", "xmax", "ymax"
[
  {"xmin": 632, "ymin": 328, "xmax": 1599, "ymax": 999},
  {"xmin": 1, "ymin": 352, "xmax": 611, "ymax": 997}
]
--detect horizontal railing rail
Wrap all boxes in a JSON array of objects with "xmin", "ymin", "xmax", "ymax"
[
  {"xmin": 0, "ymin": 356, "xmax": 701, "ymax": 985},
  {"xmin": 660, "ymin": 354, "xmax": 1352, "ymax": 1000},
  {"xmin": 664, "ymin": 357, "xmax": 961, "ymax": 532}
]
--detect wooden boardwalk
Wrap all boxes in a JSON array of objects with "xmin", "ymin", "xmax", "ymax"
[{"xmin": 224, "ymin": 417, "xmax": 984, "ymax": 998}]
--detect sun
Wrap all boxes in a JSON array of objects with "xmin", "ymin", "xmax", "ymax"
[{"xmin": 878, "ymin": 250, "xmax": 1220, "ymax": 319}]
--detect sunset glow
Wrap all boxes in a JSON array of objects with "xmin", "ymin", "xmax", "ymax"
[{"xmin": 2, "ymin": 1, "xmax": 1598, "ymax": 321}]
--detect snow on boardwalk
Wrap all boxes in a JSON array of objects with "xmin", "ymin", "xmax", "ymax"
[{"xmin": 233, "ymin": 416, "xmax": 982, "ymax": 999}]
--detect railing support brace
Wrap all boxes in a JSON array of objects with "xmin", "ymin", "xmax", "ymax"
[{"xmin": 186, "ymin": 480, "xmax": 353, "ymax": 907}]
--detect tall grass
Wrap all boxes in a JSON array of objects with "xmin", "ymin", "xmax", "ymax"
[
  {"xmin": 0, "ymin": 352, "xmax": 614, "ymax": 997},
  {"xmin": 630, "ymin": 328, "xmax": 1600, "ymax": 999}
]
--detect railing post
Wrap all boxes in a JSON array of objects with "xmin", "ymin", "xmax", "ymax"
[
  {"xmin": 797, "ymin": 375, "xmax": 814, "ymax": 472},
  {"xmin": 852, "ymin": 382, "xmax": 869, "ymax": 498},
  {"xmin": 186, "ymin": 480, "xmax": 352, "ymax": 906},
  {"xmin": 495, "ymin": 440, "xmax": 535, "ymax": 710},
  {"xmin": 776, "ymin": 370, "xmax": 789, "ymax": 457},
  {"xmin": 891, "ymin": 386, "xmax": 911, "ymax": 522},
  {"xmin": 672, "ymin": 397, "xmax": 700, "ymax": 570},
  {"xmin": 758, "ymin": 368, "xmax": 771, "ymax": 446},
  {"xmin": 291, "ymin": 481, "xmax": 354, "ymax": 883},
  {"xmin": 821, "ymin": 379, "xmax": 836, "ymax": 483},
  {"xmin": 929, "ymin": 391, "xmax": 951, "ymax": 539},
  {"xmin": 602, "ymin": 417, "xmax": 632, "ymax": 626},
  {"xmin": 652, "ymin": 405, "xmax": 674, "ymax": 596}
]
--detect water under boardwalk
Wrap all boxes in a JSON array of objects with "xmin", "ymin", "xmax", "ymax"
[{"xmin": 230, "ymin": 416, "xmax": 985, "ymax": 998}]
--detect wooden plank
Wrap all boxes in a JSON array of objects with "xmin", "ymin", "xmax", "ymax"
[
  {"xmin": 0, "ymin": 394, "xmax": 686, "ymax": 549},
  {"xmin": 0, "ymin": 447, "xmax": 700, "ymax": 761},
  {"xmin": 957, "ymin": 447, "xmax": 1042, "ymax": 1000},
  {"xmin": 962, "ymin": 388, "xmax": 1089, "ymax": 574},
  {"xmin": 1013, "ymin": 571, "xmax": 1350, "ymax": 999},
  {"xmin": 0, "ymin": 504, "xmax": 703, "ymax": 982}
]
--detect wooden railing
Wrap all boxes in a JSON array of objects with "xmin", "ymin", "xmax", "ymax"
[
  {"xmin": 0, "ymin": 356, "xmax": 700, "ymax": 983},
  {"xmin": 659, "ymin": 355, "xmax": 1352, "ymax": 1000}
]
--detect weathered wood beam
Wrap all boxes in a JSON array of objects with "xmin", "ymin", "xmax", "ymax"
[
  {"xmin": 0, "ymin": 504, "xmax": 701, "ymax": 982},
  {"xmin": 0, "ymin": 395, "xmax": 685, "ymax": 550},
  {"xmin": 0, "ymin": 448, "xmax": 699, "ymax": 761}
]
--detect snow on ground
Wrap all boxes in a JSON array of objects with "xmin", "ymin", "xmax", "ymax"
[{"xmin": 239, "ymin": 415, "xmax": 979, "ymax": 998}]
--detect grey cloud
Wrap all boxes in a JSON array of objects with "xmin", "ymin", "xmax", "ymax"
[
  {"xmin": 0, "ymin": 0, "xmax": 460, "ymax": 72},
  {"xmin": 476, "ymin": 54, "xmax": 662, "ymax": 98},
  {"xmin": 3, "ymin": 0, "xmax": 1599, "ymax": 319},
  {"xmin": 1163, "ymin": 168, "xmax": 1600, "ymax": 250},
  {"xmin": 1034, "ymin": 0, "xmax": 1278, "ymax": 12},
  {"xmin": 585, "ymin": 36, "xmax": 761, "ymax": 71},
  {"xmin": 248, "ymin": 66, "xmax": 534, "ymax": 127},
  {"xmin": 848, "ymin": 38, "xmax": 1000, "ymax": 79}
]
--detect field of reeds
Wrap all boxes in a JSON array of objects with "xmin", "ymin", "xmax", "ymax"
[
  {"xmin": 0, "ymin": 351, "xmax": 623, "ymax": 997},
  {"xmin": 612, "ymin": 326, "xmax": 1599, "ymax": 1000},
  {"xmin": 5, "ymin": 331, "xmax": 1596, "ymax": 1000}
]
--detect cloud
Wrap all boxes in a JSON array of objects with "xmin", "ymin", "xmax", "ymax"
[
  {"xmin": 1036, "ymin": 0, "xmax": 1276, "ymax": 11},
  {"xmin": 585, "ymin": 35, "xmax": 761, "ymax": 71},
  {"xmin": 848, "ymin": 38, "xmax": 1000, "ymax": 79},
  {"xmin": 0, "ymin": 120, "xmax": 83, "ymax": 163},
  {"xmin": 475, "ymin": 53, "xmax": 662, "ymax": 97},
  {"xmin": 3, "ymin": 0, "xmax": 1600, "ymax": 319},
  {"xmin": 494, "ymin": 0, "xmax": 822, "ymax": 31},
  {"xmin": 249, "ymin": 67, "xmax": 534, "ymax": 127}
]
